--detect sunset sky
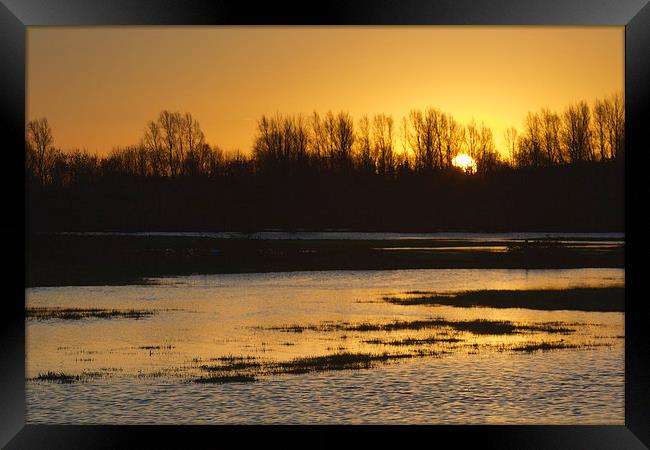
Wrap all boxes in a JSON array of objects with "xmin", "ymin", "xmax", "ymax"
[{"xmin": 27, "ymin": 26, "xmax": 624, "ymax": 157}]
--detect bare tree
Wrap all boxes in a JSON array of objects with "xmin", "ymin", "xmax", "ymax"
[
  {"xmin": 309, "ymin": 111, "xmax": 326, "ymax": 162},
  {"xmin": 253, "ymin": 113, "xmax": 311, "ymax": 171},
  {"xmin": 356, "ymin": 115, "xmax": 374, "ymax": 173},
  {"xmin": 322, "ymin": 111, "xmax": 338, "ymax": 169},
  {"xmin": 465, "ymin": 119, "xmax": 481, "ymax": 161},
  {"xmin": 253, "ymin": 114, "xmax": 279, "ymax": 169},
  {"xmin": 158, "ymin": 110, "xmax": 182, "ymax": 176},
  {"xmin": 443, "ymin": 114, "xmax": 463, "ymax": 168},
  {"xmin": 373, "ymin": 114, "xmax": 394, "ymax": 176},
  {"xmin": 432, "ymin": 109, "xmax": 446, "ymax": 169},
  {"xmin": 503, "ymin": 127, "xmax": 518, "ymax": 167},
  {"xmin": 403, "ymin": 110, "xmax": 426, "ymax": 171},
  {"xmin": 143, "ymin": 120, "xmax": 163, "ymax": 175},
  {"xmin": 476, "ymin": 122, "xmax": 499, "ymax": 174},
  {"xmin": 181, "ymin": 113, "xmax": 205, "ymax": 175},
  {"xmin": 26, "ymin": 118, "xmax": 54, "ymax": 184},
  {"xmin": 333, "ymin": 112, "xmax": 355, "ymax": 172},
  {"xmin": 402, "ymin": 108, "xmax": 447, "ymax": 171},
  {"xmin": 561, "ymin": 101, "xmax": 592, "ymax": 163},
  {"xmin": 606, "ymin": 93, "xmax": 624, "ymax": 160},
  {"xmin": 523, "ymin": 112, "xmax": 543, "ymax": 166},
  {"xmin": 592, "ymin": 98, "xmax": 609, "ymax": 161},
  {"xmin": 541, "ymin": 108, "xmax": 562, "ymax": 165}
]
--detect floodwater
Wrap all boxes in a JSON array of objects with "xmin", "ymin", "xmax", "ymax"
[{"xmin": 26, "ymin": 267, "xmax": 625, "ymax": 424}]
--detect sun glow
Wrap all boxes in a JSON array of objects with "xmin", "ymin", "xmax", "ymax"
[{"xmin": 452, "ymin": 153, "xmax": 477, "ymax": 174}]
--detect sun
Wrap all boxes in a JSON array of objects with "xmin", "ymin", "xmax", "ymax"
[{"xmin": 452, "ymin": 153, "xmax": 477, "ymax": 174}]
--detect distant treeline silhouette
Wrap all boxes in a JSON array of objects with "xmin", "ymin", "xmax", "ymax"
[{"xmin": 25, "ymin": 94, "xmax": 624, "ymax": 232}]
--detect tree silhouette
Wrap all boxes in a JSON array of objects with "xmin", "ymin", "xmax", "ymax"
[
  {"xmin": 24, "ymin": 96, "xmax": 624, "ymax": 233},
  {"xmin": 503, "ymin": 127, "xmax": 518, "ymax": 166},
  {"xmin": 26, "ymin": 118, "xmax": 54, "ymax": 184},
  {"xmin": 562, "ymin": 101, "xmax": 592, "ymax": 163},
  {"xmin": 373, "ymin": 113, "xmax": 395, "ymax": 176}
]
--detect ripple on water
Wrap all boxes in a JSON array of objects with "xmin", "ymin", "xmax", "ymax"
[
  {"xmin": 26, "ymin": 268, "xmax": 624, "ymax": 424},
  {"xmin": 27, "ymin": 346, "xmax": 623, "ymax": 424}
]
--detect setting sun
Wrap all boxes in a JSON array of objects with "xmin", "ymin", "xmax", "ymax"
[
  {"xmin": 27, "ymin": 27, "xmax": 623, "ymax": 157},
  {"xmin": 23, "ymin": 22, "xmax": 626, "ymax": 428},
  {"xmin": 452, "ymin": 153, "xmax": 477, "ymax": 173}
]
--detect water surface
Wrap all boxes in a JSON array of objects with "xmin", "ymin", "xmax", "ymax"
[{"xmin": 26, "ymin": 267, "xmax": 624, "ymax": 424}]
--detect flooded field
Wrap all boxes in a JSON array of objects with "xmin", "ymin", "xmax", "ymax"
[{"xmin": 26, "ymin": 267, "xmax": 624, "ymax": 424}]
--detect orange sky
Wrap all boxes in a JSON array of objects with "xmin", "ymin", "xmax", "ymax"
[{"xmin": 27, "ymin": 26, "xmax": 624, "ymax": 157}]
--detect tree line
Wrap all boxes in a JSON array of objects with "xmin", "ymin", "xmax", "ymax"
[
  {"xmin": 507, "ymin": 93, "xmax": 624, "ymax": 167},
  {"xmin": 25, "ymin": 93, "xmax": 623, "ymax": 187}
]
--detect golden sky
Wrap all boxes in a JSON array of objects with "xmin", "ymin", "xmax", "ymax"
[{"xmin": 27, "ymin": 26, "xmax": 623, "ymax": 157}]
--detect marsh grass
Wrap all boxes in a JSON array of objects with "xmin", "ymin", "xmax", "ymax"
[
  {"xmin": 138, "ymin": 345, "xmax": 174, "ymax": 350},
  {"xmin": 191, "ymin": 351, "xmax": 437, "ymax": 383},
  {"xmin": 522, "ymin": 323, "xmax": 576, "ymax": 334},
  {"xmin": 193, "ymin": 374, "xmax": 257, "ymax": 384},
  {"xmin": 267, "ymin": 352, "xmax": 421, "ymax": 375},
  {"xmin": 510, "ymin": 341, "xmax": 611, "ymax": 353},
  {"xmin": 363, "ymin": 336, "xmax": 463, "ymax": 346},
  {"xmin": 199, "ymin": 361, "xmax": 262, "ymax": 372},
  {"xmin": 259, "ymin": 318, "xmax": 575, "ymax": 336},
  {"xmin": 31, "ymin": 370, "xmax": 107, "ymax": 383},
  {"xmin": 263, "ymin": 324, "xmax": 325, "ymax": 333},
  {"xmin": 211, "ymin": 355, "xmax": 258, "ymax": 362},
  {"xmin": 32, "ymin": 371, "xmax": 81, "ymax": 383},
  {"xmin": 383, "ymin": 287, "xmax": 624, "ymax": 312},
  {"xmin": 511, "ymin": 342, "xmax": 579, "ymax": 352},
  {"xmin": 26, "ymin": 307, "xmax": 156, "ymax": 321}
]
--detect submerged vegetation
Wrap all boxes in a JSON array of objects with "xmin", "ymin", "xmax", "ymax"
[
  {"xmin": 199, "ymin": 361, "xmax": 262, "ymax": 372},
  {"xmin": 138, "ymin": 345, "xmax": 174, "ymax": 350},
  {"xmin": 189, "ymin": 335, "xmax": 610, "ymax": 383},
  {"xmin": 508, "ymin": 341, "xmax": 610, "ymax": 353},
  {"xmin": 26, "ymin": 307, "xmax": 156, "ymax": 321},
  {"xmin": 32, "ymin": 371, "xmax": 81, "ymax": 384},
  {"xmin": 30, "ymin": 370, "xmax": 114, "ymax": 383},
  {"xmin": 363, "ymin": 336, "xmax": 463, "ymax": 346},
  {"xmin": 31, "ymin": 329, "xmax": 616, "ymax": 384},
  {"xmin": 193, "ymin": 374, "xmax": 257, "ymax": 384},
  {"xmin": 262, "ymin": 318, "xmax": 575, "ymax": 336},
  {"xmin": 190, "ymin": 351, "xmax": 432, "ymax": 383},
  {"xmin": 29, "ymin": 310, "xmax": 617, "ymax": 384},
  {"xmin": 510, "ymin": 342, "xmax": 581, "ymax": 352},
  {"xmin": 269, "ymin": 352, "xmax": 419, "ymax": 375}
]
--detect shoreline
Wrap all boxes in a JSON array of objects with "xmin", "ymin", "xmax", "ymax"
[{"xmin": 26, "ymin": 233, "xmax": 625, "ymax": 287}]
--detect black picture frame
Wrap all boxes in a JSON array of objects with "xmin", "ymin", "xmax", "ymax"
[{"xmin": 2, "ymin": 0, "xmax": 648, "ymax": 448}]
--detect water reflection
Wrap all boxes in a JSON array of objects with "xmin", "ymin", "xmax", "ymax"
[{"xmin": 26, "ymin": 267, "xmax": 624, "ymax": 424}]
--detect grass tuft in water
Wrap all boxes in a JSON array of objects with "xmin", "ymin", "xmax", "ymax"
[
  {"xmin": 31, "ymin": 371, "xmax": 81, "ymax": 383},
  {"xmin": 193, "ymin": 374, "xmax": 257, "ymax": 384},
  {"xmin": 363, "ymin": 336, "xmax": 463, "ymax": 346},
  {"xmin": 511, "ymin": 342, "xmax": 579, "ymax": 352},
  {"xmin": 269, "ymin": 352, "xmax": 418, "ymax": 375},
  {"xmin": 510, "ymin": 341, "xmax": 611, "ymax": 352},
  {"xmin": 261, "ymin": 318, "xmax": 575, "ymax": 336},
  {"xmin": 26, "ymin": 307, "xmax": 156, "ymax": 321},
  {"xmin": 211, "ymin": 355, "xmax": 258, "ymax": 362},
  {"xmin": 200, "ymin": 362, "xmax": 262, "ymax": 372},
  {"xmin": 139, "ymin": 345, "xmax": 174, "ymax": 350}
]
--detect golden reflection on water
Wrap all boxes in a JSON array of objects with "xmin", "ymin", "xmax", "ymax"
[
  {"xmin": 26, "ymin": 268, "xmax": 624, "ymax": 383},
  {"xmin": 25, "ymin": 268, "xmax": 625, "ymax": 424}
]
